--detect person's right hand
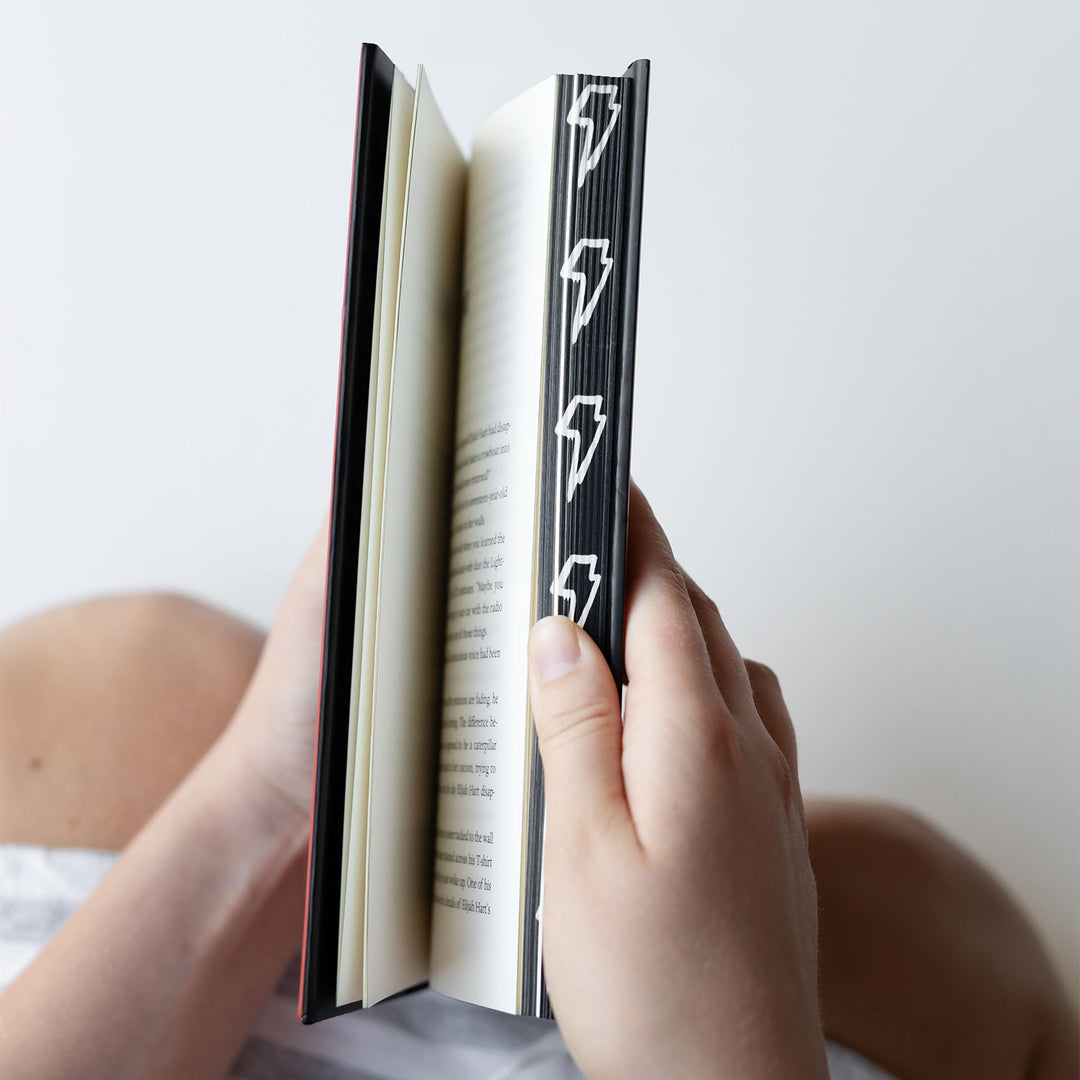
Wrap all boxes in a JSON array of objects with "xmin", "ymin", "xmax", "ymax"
[{"xmin": 527, "ymin": 486, "xmax": 828, "ymax": 1080}]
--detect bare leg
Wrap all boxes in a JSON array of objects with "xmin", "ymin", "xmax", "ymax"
[
  {"xmin": 808, "ymin": 797, "xmax": 1078, "ymax": 1080},
  {"xmin": 0, "ymin": 593, "xmax": 264, "ymax": 850},
  {"xmin": 1, "ymin": 597, "xmax": 1076, "ymax": 1080}
]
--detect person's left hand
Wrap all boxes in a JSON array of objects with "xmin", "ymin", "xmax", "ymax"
[{"xmin": 221, "ymin": 516, "xmax": 329, "ymax": 839}]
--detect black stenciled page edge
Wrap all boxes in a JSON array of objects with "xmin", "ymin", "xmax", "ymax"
[
  {"xmin": 521, "ymin": 58, "xmax": 650, "ymax": 1019},
  {"xmin": 300, "ymin": 43, "xmax": 395, "ymax": 1025}
]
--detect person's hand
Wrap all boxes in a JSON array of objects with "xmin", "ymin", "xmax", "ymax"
[
  {"xmin": 528, "ymin": 487, "xmax": 828, "ymax": 1080},
  {"xmin": 218, "ymin": 516, "xmax": 330, "ymax": 843}
]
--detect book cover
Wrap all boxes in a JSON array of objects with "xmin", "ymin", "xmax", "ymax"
[{"xmin": 301, "ymin": 44, "xmax": 649, "ymax": 1023}]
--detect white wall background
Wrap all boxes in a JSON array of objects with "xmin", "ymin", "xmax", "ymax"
[{"xmin": 2, "ymin": 1, "xmax": 1076, "ymax": 1002}]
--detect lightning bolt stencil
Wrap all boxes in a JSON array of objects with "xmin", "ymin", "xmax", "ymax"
[
  {"xmin": 555, "ymin": 395, "xmax": 607, "ymax": 502},
  {"xmin": 566, "ymin": 83, "xmax": 621, "ymax": 189},
  {"xmin": 560, "ymin": 238, "xmax": 613, "ymax": 345},
  {"xmin": 550, "ymin": 554, "xmax": 602, "ymax": 626}
]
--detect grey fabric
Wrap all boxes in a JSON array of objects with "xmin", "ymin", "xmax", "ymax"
[
  {"xmin": 230, "ymin": 1035, "xmax": 387, "ymax": 1080},
  {"xmin": 0, "ymin": 897, "xmax": 78, "ymax": 941}
]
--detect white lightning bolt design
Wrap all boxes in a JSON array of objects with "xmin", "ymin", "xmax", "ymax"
[
  {"xmin": 555, "ymin": 395, "xmax": 607, "ymax": 502},
  {"xmin": 566, "ymin": 83, "xmax": 621, "ymax": 189},
  {"xmin": 560, "ymin": 238, "xmax": 613, "ymax": 345},
  {"xmin": 550, "ymin": 554, "xmax": 602, "ymax": 626}
]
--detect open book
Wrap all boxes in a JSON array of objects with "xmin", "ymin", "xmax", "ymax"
[{"xmin": 300, "ymin": 44, "xmax": 649, "ymax": 1023}]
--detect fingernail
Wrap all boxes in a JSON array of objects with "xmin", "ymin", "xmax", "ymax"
[{"xmin": 529, "ymin": 617, "xmax": 582, "ymax": 684}]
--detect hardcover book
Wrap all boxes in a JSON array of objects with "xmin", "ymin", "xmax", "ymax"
[{"xmin": 300, "ymin": 43, "xmax": 649, "ymax": 1023}]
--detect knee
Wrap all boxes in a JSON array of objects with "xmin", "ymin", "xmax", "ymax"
[
  {"xmin": 805, "ymin": 797, "xmax": 952, "ymax": 889},
  {"xmin": 127, "ymin": 591, "xmax": 266, "ymax": 719},
  {"xmin": 806, "ymin": 797, "xmax": 1076, "ymax": 1069},
  {"xmin": 0, "ymin": 592, "xmax": 266, "ymax": 848},
  {"xmin": 94, "ymin": 590, "xmax": 264, "ymax": 687},
  {"xmin": 3, "ymin": 591, "xmax": 264, "ymax": 717},
  {"xmin": 805, "ymin": 796, "xmax": 1029, "ymax": 952},
  {"xmin": 80, "ymin": 589, "xmax": 260, "ymax": 655}
]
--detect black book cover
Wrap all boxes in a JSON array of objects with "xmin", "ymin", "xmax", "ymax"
[{"xmin": 300, "ymin": 42, "xmax": 395, "ymax": 1025}]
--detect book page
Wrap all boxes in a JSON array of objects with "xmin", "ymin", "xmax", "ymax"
[
  {"xmin": 337, "ymin": 67, "xmax": 466, "ymax": 1007},
  {"xmin": 428, "ymin": 76, "xmax": 558, "ymax": 1013},
  {"xmin": 360, "ymin": 68, "xmax": 467, "ymax": 1006},
  {"xmin": 337, "ymin": 67, "xmax": 414, "ymax": 1003}
]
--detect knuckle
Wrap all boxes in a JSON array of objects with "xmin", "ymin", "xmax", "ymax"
[
  {"xmin": 694, "ymin": 706, "xmax": 743, "ymax": 770},
  {"xmin": 744, "ymin": 658, "xmax": 781, "ymax": 692},
  {"xmin": 762, "ymin": 738, "xmax": 798, "ymax": 811},
  {"xmin": 647, "ymin": 598, "xmax": 704, "ymax": 658},
  {"xmin": 651, "ymin": 558, "xmax": 689, "ymax": 600},
  {"xmin": 685, "ymin": 574, "xmax": 721, "ymax": 619},
  {"xmin": 699, "ymin": 590, "xmax": 721, "ymax": 620}
]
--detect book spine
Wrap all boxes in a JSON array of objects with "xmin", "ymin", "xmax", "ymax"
[
  {"xmin": 300, "ymin": 42, "xmax": 395, "ymax": 1025},
  {"xmin": 522, "ymin": 61, "xmax": 649, "ymax": 1019}
]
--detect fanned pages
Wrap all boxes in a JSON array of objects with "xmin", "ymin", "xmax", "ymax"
[
  {"xmin": 300, "ymin": 44, "xmax": 649, "ymax": 1024},
  {"xmin": 427, "ymin": 75, "xmax": 559, "ymax": 1014}
]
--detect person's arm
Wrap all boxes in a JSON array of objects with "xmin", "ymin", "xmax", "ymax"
[
  {"xmin": 527, "ymin": 485, "xmax": 829, "ymax": 1080},
  {"xmin": 1, "ymin": 489, "xmax": 830, "ymax": 1080},
  {"xmin": 0, "ymin": 523, "xmax": 328, "ymax": 1080}
]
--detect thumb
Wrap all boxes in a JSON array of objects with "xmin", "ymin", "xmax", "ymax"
[{"xmin": 527, "ymin": 616, "xmax": 628, "ymax": 842}]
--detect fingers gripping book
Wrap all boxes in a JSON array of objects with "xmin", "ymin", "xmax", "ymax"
[{"xmin": 301, "ymin": 43, "xmax": 649, "ymax": 1023}]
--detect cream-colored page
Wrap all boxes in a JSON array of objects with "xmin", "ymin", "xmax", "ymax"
[
  {"xmin": 360, "ymin": 68, "xmax": 467, "ymax": 1006},
  {"xmin": 428, "ymin": 76, "xmax": 557, "ymax": 1013},
  {"xmin": 337, "ymin": 69, "xmax": 415, "ymax": 1006}
]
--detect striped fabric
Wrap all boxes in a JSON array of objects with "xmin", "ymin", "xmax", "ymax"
[{"xmin": 0, "ymin": 845, "xmax": 895, "ymax": 1080}]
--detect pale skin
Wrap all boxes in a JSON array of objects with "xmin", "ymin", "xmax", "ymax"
[
  {"xmin": 0, "ymin": 489, "xmax": 1075, "ymax": 1079},
  {"xmin": 0, "ymin": 527, "xmax": 327, "ymax": 1079},
  {"xmin": 528, "ymin": 489, "xmax": 828, "ymax": 1078}
]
